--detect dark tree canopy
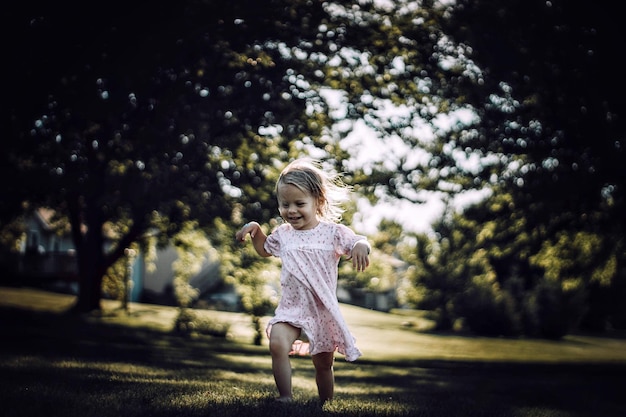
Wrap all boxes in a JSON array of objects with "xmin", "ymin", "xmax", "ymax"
[
  {"xmin": 428, "ymin": 0, "xmax": 626, "ymax": 334},
  {"xmin": 444, "ymin": 0, "xmax": 626, "ymax": 234},
  {"xmin": 3, "ymin": 0, "xmax": 338, "ymax": 312},
  {"xmin": 4, "ymin": 0, "xmax": 625, "ymax": 334}
]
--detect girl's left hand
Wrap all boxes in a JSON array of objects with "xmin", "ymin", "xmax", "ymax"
[{"xmin": 351, "ymin": 241, "xmax": 370, "ymax": 272}]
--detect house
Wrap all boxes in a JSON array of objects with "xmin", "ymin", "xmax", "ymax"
[
  {"xmin": 17, "ymin": 208, "xmax": 79, "ymax": 292},
  {"xmin": 11, "ymin": 209, "xmax": 400, "ymax": 313},
  {"xmin": 11, "ymin": 208, "xmax": 237, "ymax": 309},
  {"xmin": 138, "ymin": 245, "xmax": 234, "ymax": 309}
]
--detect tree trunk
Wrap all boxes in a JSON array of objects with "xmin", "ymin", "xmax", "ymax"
[
  {"xmin": 73, "ymin": 257, "xmax": 104, "ymax": 313},
  {"xmin": 71, "ymin": 221, "xmax": 107, "ymax": 313},
  {"xmin": 68, "ymin": 188, "xmax": 107, "ymax": 314}
]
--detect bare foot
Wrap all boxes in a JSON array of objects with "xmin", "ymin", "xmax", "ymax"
[{"xmin": 274, "ymin": 396, "xmax": 293, "ymax": 403}]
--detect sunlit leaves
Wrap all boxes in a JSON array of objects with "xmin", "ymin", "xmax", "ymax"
[
  {"xmin": 172, "ymin": 221, "xmax": 214, "ymax": 308},
  {"xmin": 530, "ymin": 231, "xmax": 617, "ymax": 289}
]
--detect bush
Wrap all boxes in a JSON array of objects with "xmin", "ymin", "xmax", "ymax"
[
  {"xmin": 523, "ymin": 280, "xmax": 586, "ymax": 339},
  {"xmin": 174, "ymin": 308, "xmax": 230, "ymax": 338},
  {"xmin": 457, "ymin": 281, "xmax": 521, "ymax": 337}
]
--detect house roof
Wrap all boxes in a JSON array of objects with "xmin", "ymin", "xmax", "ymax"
[
  {"xmin": 33, "ymin": 207, "xmax": 116, "ymax": 238},
  {"xmin": 34, "ymin": 208, "xmax": 66, "ymax": 232}
]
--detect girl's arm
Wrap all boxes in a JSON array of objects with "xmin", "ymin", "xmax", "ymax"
[{"xmin": 235, "ymin": 222, "xmax": 271, "ymax": 257}]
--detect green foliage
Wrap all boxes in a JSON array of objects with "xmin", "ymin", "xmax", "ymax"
[
  {"xmin": 443, "ymin": 0, "xmax": 626, "ymax": 332},
  {"xmin": 530, "ymin": 231, "xmax": 617, "ymax": 289},
  {"xmin": 173, "ymin": 307, "xmax": 231, "ymax": 338},
  {"xmin": 337, "ymin": 219, "xmax": 414, "ymax": 311},
  {"xmin": 403, "ymin": 214, "xmax": 474, "ymax": 331},
  {"xmin": 172, "ymin": 221, "xmax": 214, "ymax": 308},
  {"xmin": 459, "ymin": 287, "xmax": 520, "ymax": 337},
  {"xmin": 523, "ymin": 279, "xmax": 585, "ymax": 340},
  {"xmin": 405, "ymin": 189, "xmax": 622, "ymax": 338},
  {"xmin": 210, "ymin": 217, "xmax": 280, "ymax": 345},
  {"xmin": 338, "ymin": 250, "xmax": 396, "ymax": 294},
  {"xmin": 455, "ymin": 248, "xmax": 521, "ymax": 337},
  {"xmin": 319, "ymin": 2, "xmax": 481, "ymax": 202},
  {"xmin": 525, "ymin": 230, "xmax": 623, "ymax": 334},
  {"xmin": 352, "ymin": 0, "xmax": 626, "ymax": 338},
  {"xmin": 4, "ymin": 0, "xmax": 336, "ymax": 312},
  {"xmin": 5, "ymin": 0, "xmax": 625, "ymax": 341},
  {"xmin": 445, "ymin": 0, "xmax": 626, "ymax": 229},
  {"xmin": 101, "ymin": 253, "xmax": 129, "ymax": 303}
]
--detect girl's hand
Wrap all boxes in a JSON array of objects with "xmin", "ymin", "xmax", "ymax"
[
  {"xmin": 351, "ymin": 241, "xmax": 371, "ymax": 272},
  {"xmin": 235, "ymin": 222, "xmax": 258, "ymax": 242},
  {"xmin": 235, "ymin": 222, "xmax": 271, "ymax": 257}
]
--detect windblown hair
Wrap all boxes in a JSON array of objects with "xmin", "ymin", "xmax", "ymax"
[{"xmin": 276, "ymin": 158, "xmax": 350, "ymax": 223}]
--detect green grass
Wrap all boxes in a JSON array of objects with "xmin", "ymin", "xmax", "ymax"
[{"xmin": 1, "ymin": 287, "xmax": 626, "ymax": 417}]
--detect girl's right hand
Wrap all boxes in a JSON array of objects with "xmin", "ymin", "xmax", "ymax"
[
  {"xmin": 235, "ymin": 221, "xmax": 271, "ymax": 257},
  {"xmin": 235, "ymin": 222, "xmax": 257, "ymax": 242}
]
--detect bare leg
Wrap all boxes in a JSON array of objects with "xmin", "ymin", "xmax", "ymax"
[
  {"xmin": 312, "ymin": 351, "xmax": 335, "ymax": 403},
  {"xmin": 268, "ymin": 323, "xmax": 300, "ymax": 401}
]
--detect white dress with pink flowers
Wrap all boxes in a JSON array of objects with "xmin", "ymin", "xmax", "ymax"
[{"xmin": 264, "ymin": 221, "xmax": 364, "ymax": 362}]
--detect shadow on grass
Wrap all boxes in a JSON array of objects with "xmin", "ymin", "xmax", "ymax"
[{"xmin": 1, "ymin": 306, "xmax": 626, "ymax": 417}]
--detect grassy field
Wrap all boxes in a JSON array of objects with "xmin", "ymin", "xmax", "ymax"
[{"xmin": 1, "ymin": 286, "xmax": 625, "ymax": 417}]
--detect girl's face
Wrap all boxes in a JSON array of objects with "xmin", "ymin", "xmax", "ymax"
[{"xmin": 276, "ymin": 183, "xmax": 319, "ymax": 230}]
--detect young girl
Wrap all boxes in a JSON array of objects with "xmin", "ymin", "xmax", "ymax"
[{"xmin": 235, "ymin": 158, "xmax": 371, "ymax": 404}]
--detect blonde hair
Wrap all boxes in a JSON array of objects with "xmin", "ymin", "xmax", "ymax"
[{"xmin": 276, "ymin": 158, "xmax": 350, "ymax": 223}]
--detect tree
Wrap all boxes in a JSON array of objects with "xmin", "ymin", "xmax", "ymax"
[
  {"xmin": 443, "ymin": 0, "xmax": 625, "ymax": 229},
  {"xmin": 332, "ymin": 0, "xmax": 626, "ymax": 334},
  {"xmin": 441, "ymin": 0, "xmax": 626, "ymax": 330},
  {"xmin": 403, "ymin": 207, "xmax": 489, "ymax": 331},
  {"xmin": 4, "ymin": 0, "xmax": 336, "ymax": 313},
  {"xmin": 317, "ymin": 1, "xmax": 487, "ymax": 203}
]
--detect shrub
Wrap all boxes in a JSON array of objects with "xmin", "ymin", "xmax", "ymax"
[
  {"xmin": 523, "ymin": 280, "xmax": 586, "ymax": 339},
  {"xmin": 457, "ymin": 280, "xmax": 521, "ymax": 337}
]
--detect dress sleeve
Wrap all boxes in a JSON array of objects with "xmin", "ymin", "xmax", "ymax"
[
  {"xmin": 334, "ymin": 223, "xmax": 367, "ymax": 257},
  {"xmin": 263, "ymin": 225, "xmax": 282, "ymax": 257}
]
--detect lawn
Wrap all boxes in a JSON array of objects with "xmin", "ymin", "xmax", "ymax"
[{"xmin": 1, "ymin": 286, "xmax": 625, "ymax": 417}]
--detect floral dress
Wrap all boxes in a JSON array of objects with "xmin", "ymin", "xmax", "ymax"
[{"xmin": 264, "ymin": 221, "xmax": 364, "ymax": 362}]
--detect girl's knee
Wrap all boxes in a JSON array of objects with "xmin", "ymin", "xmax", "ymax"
[
  {"xmin": 268, "ymin": 323, "xmax": 300, "ymax": 356},
  {"xmin": 312, "ymin": 352, "xmax": 334, "ymax": 370},
  {"xmin": 269, "ymin": 337, "xmax": 290, "ymax": 357}
]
